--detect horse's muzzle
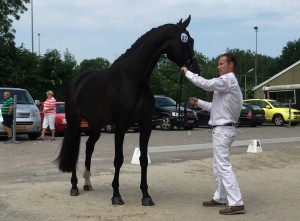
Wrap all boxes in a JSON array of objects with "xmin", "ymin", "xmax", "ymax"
[{"xmin": 185, "ymin": 56, "xmax": 201, "ymax": 75}]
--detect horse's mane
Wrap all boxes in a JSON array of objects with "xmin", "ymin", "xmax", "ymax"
[{"xmin": 112, "ymin": 23, "xmax": 173, "ymax": 65}]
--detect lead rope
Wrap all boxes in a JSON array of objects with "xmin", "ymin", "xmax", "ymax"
[{"xmin": 175, "ymin": 72, "xmax": 186, "ymax": 129}]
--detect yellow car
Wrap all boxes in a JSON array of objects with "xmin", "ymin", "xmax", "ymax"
[{"xmin": 243, "ymin": 99, "xmax": 300, "ymax": 126}]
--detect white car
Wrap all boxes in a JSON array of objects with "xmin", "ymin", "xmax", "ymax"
[{"xmin": 0, "ymin": 87, "xmax": 41, "ymax": 140}]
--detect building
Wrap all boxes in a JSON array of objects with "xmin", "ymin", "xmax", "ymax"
[{"xmin": 252, "ymin": 60, "xmax": 300, "ymax": 109}]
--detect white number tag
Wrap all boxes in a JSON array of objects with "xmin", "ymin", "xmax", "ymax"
[{"xmin": 181, "ymin": 33, "xmax": 188, "ymax": 43}]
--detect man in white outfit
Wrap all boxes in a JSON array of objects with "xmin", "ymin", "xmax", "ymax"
[{"xmin": 181, "ymin": 52, "xmax": 245, "ymax": 215}]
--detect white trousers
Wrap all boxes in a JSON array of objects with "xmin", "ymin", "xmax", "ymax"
[
  {"xmin": 42, "ymin": 114, "xmax": 56, "ymax": 130},
  {"xmin": 212, "ymin": 126, "xmax": 244, "ymax": 206}
]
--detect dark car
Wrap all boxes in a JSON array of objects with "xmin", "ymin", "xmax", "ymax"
[
  {"xmin": 183, "ymin": 102, "xmax": 265, "ymax": 127},
  {"xmin": 182, "ymin": 102, "xmax": 210, "ymax": 127},
  {"xmin": 152, "ymin": 95, "xmax": 198, "ymax": 130},
  {"xmin": 238, "ymin": 103, "xmax": 265, "ymax": 127}
]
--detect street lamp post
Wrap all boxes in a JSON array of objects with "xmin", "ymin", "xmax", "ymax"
[
  {"xmin": 244, "ymin": 68, "xmax": 254, "ymax": 99},
  {"xmin": 31, "ymin": 0, "xmax": 34, "ymax": 53},
  {"xmin": 38, "ymin": 33, "xmax": 40, "ymax": 56},
  {"xmin": 254, "ymin": 26, "xmax": 258, "ymax": 86}
]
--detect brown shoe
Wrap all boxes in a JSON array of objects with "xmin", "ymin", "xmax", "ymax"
[
  {"xmin": 219, "ymin": 205, "xmax": 245, "ymax": 215},
  {"xmin": 202, "ymin": 199, "xmax": 226, "ymax": 207}
]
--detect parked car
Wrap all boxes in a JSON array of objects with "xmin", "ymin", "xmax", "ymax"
[
  {"xmin": 182, "ymin": 102, "xmax": 210, "ymax": 127},
  {"xmin": 238, "ymin": 103, "xmax": 265, "ymax": 127},
  {"xmin": 0, "ymin": 87, "xmax": 41, "ymax": 140},
  {"xmin": 40, "ymin": 101, "xmax": 89, "ymax": 135},
  {"xmin": 152, "ymin": 95, "xmax": 198, "ymax": 130},
  {"xmin": 244, "ymin": 99, "xmax": 300, "ymax": 126},
  {"xmin": 184, "ymin": 101, "xmax": 265, "ymax": 127}
]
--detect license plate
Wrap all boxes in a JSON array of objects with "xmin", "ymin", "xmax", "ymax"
[
  {"xmin": 81, "ymin": 123, "xmax": 88, "ymax": 128},
  {"xmin": 256, "ymin": 114, "xmax": 262, "ymax": 117},
  {"xmin": 16, "ymin": 126, "xmax": 27, "ymax": 131},
  {"xmin": 187, "ymin": 120, "xmax": 195, "ymax": 124}
]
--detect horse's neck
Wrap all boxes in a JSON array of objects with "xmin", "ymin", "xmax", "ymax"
[{"xmin": 114, "ymin": 27, "xmax": 171, "ymax": 82}]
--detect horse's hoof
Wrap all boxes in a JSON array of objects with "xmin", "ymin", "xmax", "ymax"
[
  {"xmin": 142, "ymin": 197, "xmax": 155, "ymax": 206},
  {"xmin": 111, "ymin": 197, "xmax": 125, "ymax": 205},
  {"xmin": 70, "ymin": 189, "xmax": 79, "ymax": 196},
  {"xmin": 83, "ymin": 184, "xmax": 93, "ymax": 191}
]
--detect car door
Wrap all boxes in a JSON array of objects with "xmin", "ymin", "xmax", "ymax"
[{"xmin": 256, "ymin": 100, "xmax": 273, "ymax": 121}]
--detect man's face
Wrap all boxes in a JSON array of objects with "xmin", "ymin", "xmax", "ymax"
[
  {"xmin": 3, "ymin": 93, "xmax": 9, "ymax": 100},
  {"xmin": 217, "ymin": 56, "xmax": 233, "ymax": 76}
]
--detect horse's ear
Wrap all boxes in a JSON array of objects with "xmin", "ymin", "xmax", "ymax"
[
  {"xmin": 182, "ymin": 15, "xmax": 191, "ymax": 29},
  {"xmin": 178, "ymin": 18, "xmax": 183, "ymax": 24}
]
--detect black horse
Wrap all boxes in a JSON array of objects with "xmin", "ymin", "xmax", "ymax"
[{"xmin": 55, "ymin": 15, "xmax": 200, "ymax": 206}]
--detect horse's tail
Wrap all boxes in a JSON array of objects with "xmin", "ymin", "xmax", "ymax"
[{"xmin": 54, "ymin": 77, "xmax": 82, "ymax": 173}]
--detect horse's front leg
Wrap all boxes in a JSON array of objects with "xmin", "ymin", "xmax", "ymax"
[
  {"xmin": 139, "ymin": 120, "xmax": 154, "ymax": 206},
  {"xmin": 83, "ymin": 129, "xmax": 101, "ymax": 191},
  {"xmin": 111, "ymin": 128, "xmax": 126, "ymax": 205}
]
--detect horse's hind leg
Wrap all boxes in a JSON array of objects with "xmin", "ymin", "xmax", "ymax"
[
  {"xmin": 83, "ymin": 127, "xmax": 101, "ymax": 191},
  {"xmin": 70, "ymin": 169, "xmax": 79, "ymax": 196}
]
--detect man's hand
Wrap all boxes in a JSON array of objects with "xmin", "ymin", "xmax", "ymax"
[
  {"xmin": 189, "ymin": 97, "xmax": 198, "ymax": 105},
  {"xmin": 180, "ymin": 66, "xmax": 188, "ymax": 74}
]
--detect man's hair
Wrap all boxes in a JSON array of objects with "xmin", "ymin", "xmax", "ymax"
[{"xmin": 220, "ymin": 52, "xmax": 237, "ymax": 70}]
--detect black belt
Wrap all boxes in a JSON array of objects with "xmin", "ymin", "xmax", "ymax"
[{"xmin": 210, "ymin": 123, "xmax": 236, "ymax": 128}]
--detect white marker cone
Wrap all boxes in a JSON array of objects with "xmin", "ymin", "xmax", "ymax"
[
  {"xmin": 131, "ymin": 147, "xmax": 151, "ymax": 164},
  {"xmin": 247, "ymin": 139, "xmax": 263, "ymax": 153}
]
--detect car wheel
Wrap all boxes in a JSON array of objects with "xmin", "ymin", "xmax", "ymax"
[
  {"xmin": 249, "ymin": 123, "xmax": 257, "ymax": 127},
  {"xmin": 291, "ymin": 123, "xmax": 298, "ymax": 126},
  {"xmin": 273, "ymin": 114, "xmax": 285, "ymax": 126},
  {"xmin": 28, "ymin": 133, "xmax": 39, "ymax": 140},
  {"xmin": 105, "ymin": 124, "xmax": 114, "ymax": 133},
  {"xmin": 160, "ymin": 116, "xmax": 173, "ymax": 131}
]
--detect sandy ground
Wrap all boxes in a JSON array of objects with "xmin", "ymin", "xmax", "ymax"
[{"xmin": 1, "ymin": 138, "xmax": 300, "ymax": 221}]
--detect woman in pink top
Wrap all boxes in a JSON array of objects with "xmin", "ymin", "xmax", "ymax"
[{"xmin": 39, "ymin": 90, "xmax": 56, "ymax": 140}]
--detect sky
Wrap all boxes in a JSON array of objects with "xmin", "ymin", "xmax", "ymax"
[{"xmin": 13, "ymin": 0, "xmax": 300, "ymax": 64}]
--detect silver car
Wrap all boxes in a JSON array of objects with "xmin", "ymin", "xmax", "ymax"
[{"xmin": 0, "ymin": 87, "xmax": 41, "ymax": 140}]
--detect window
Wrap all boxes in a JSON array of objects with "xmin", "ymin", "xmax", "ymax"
[{"xmin": 268, "ymin": 90, "xmax": 295, "ymax": 105}]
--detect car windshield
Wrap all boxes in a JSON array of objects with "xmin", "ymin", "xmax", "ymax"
[
  {"xmin": 56, "ymin": 103, "xmax": 65, "ymax": 113},
  {"xmin": 268, "ymin": 100, "xmax": 287, "ymax": 108},
  {"xmin": 0, "ymin": 89, "xmax": 34, "ymax": 104},
  {"xmin": 155, "ymin": 97, "xmax": 176, "ymax": 106},
  {"xmin": 241, "ymin": 105, "xmax": 248, "ymax": 110},
  {"xmin": 250, "ymin": 105, "xmax": 263, "ymax": 110}
]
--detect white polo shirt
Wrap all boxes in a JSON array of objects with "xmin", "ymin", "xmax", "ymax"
[{"xmin": 185, "ymin": 71, "xmax": 243, "ymax": 126}]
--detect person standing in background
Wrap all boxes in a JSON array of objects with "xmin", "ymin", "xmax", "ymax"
[
  {"xmin": 1, "ymin": 91, "xmax": 14, "ymax": 142},
  {"xmin": 39, "ymin": 90, "xmax": 56, "ymax": 141}
]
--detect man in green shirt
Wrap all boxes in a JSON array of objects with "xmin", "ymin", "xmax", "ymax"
[{"xmin": 1, "ymin": 91, "xmax": 14, "ymax": 141}]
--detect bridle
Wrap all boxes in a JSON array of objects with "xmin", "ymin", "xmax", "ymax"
[
  {"xmin": 176, "ymin": 24, "xmax": 197, "ymax": 71},
  {"xmin": 184, "ymin": 55, "xmax": 197, "ymax": 71}
]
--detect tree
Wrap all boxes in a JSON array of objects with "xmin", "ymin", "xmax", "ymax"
[
  {"xmin": 150, "ymin": 52, "xmax": 215, "ymax": 103},
  {"xmin": 276, "ymin": 38, "xmax": 300, "ymax": 70},
  {"xmin": 37, "ymin": 49, "xmax": 78, "ymax": 100},
  {"xmin": 78, "ymin": 57, "xmax": 110, "ymax": 73},
  {"xmin": 0, "ymin": 0, "xmax": 29, "ymax": 47},
  {"xmin": 0, "ymin": 0, "xmax": 31, "ymax": 89}
]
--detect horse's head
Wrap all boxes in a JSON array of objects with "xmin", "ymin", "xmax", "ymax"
[{"xmin": 165, "ymin": 15, "xmax": 200, "ymax": 73}]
